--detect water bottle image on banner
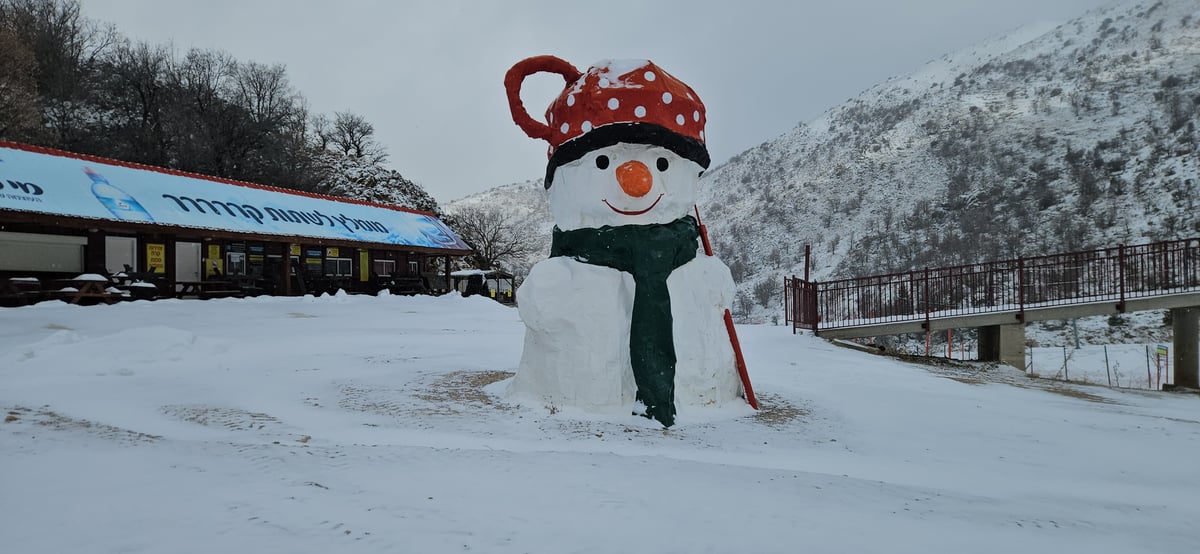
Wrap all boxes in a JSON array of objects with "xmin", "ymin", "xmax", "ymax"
[{"xmin": 85, "ymin": 167, "xmax": 154, "ymax": 222}]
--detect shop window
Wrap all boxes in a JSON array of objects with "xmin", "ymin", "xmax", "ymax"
[
  {"xmin": 226, "ymin": 252, "xmax": 246, "ymax": 275},
  {"xmin": 373, "ymin": 259, "xmax": 396, "ymax": 276},
  {"xmin": 248, "ymin": 244, "xmax": 265, "ymax": 276},
  {"xmin": 325, "ymin": 257, "xmax": 352, "ymax": 276}
]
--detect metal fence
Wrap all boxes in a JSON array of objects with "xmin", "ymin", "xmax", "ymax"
[{"xmin": 785, "ymin": 237, "xmax": 1200, "ymax": 333}]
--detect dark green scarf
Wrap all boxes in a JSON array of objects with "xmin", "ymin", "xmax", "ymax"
[{"xmin": 550, "ymin": 216, "xmax": 700, "ymax": 428}]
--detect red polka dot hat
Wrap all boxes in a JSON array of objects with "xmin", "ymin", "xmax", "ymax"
[{"xmin": 505, "ymin": 55, "xmax": 710, "ymax": 188}]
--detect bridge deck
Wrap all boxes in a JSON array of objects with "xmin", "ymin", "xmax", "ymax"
[{"xmin": 817, "ymin": 291, "xmax": 1200, "ymax": 340}]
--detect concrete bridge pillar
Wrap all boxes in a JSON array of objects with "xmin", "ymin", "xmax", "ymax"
[
  {"xmin": 978, "ymin": 324, "xmax": 1026, "ymax": 371},
  {"xmin": 1172, "ymin": 307, "xmax": 1199, "ymax": 389}
]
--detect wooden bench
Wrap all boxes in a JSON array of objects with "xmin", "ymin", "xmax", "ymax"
[
  {"xmin": 122, "ymin": 281, "xmax": 163, "ymax": 300},
  {"xmin": 176, "ymin": 280, "xmax": 245, "ymax": 300},
  {"xmin": 390, "ymin": 276, "xmax": 428, "ymax": 295}
]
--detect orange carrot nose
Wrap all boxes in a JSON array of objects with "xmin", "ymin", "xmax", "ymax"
[{"xmin": 615, "ymin": 160, "xmax": 652, "ymax": 198}]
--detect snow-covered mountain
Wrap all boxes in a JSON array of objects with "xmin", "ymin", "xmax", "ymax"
[
  {"xmin": 452, "ymin": 0, "xmax": 1200, "ymax": 324},
  {"xmin": 703, "ymin": 0, "xmax": 1200, "ymax": 321}
]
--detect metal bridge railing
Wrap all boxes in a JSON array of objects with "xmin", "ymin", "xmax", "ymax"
[{"xmin": 785, "ymin": 237, "xmax": 1200, "ymax": 333}]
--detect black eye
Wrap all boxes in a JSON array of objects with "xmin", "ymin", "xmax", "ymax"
[
  {"xmin": 656, "ymin": 157, "xmax": 669, "ymax": 172},
  {"xmin": 595, "ymin": 155, "xmax": 610, "ymax": 170}
]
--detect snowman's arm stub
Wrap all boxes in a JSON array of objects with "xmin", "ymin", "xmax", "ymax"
[
  {"xmin": 511, "ymin": 257, "xmax": 639, "ymax": 410},
  {"xmin": 517, "ymin": 257, "xmax": 635, "ymax": 331},
  {"xmin": 667, "ymin": 254, "xmax": 741, "ymax": 406}
]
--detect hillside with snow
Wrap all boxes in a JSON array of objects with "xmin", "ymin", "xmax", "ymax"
[
  {"xmin": 444, "ymin": 178, "xmax": 553, "ymax": 276},
  {"xmin": 701, "ymin": 0, "xmax": 1200, "ymax": 322},
  {"xmin": 451, "ymin": 0, "xmax": 1200, "ymax": 331}
]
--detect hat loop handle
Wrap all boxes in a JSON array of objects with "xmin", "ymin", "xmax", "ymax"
[{"xmin": 505, "ymin": 55, "xmax": 583, "ymax": 142}]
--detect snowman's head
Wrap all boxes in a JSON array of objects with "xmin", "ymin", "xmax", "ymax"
[
  {"xmin": 505, "ymin": 57, "xmax": 711, "ymax": 229},
  {"xmin": 549, "ymin": 141, "xmax": 703, "ymax": 230}
]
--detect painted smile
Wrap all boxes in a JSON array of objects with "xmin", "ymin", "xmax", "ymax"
[{"xmin": 603, "ymin": 194, "xmax": 664, "ymax": 216}]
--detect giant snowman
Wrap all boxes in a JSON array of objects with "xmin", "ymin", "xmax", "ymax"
[{"xmin": 503, "ymin": 56, "xmax": 753, "ymax": 427}]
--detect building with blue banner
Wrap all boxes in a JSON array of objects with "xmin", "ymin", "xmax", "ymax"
[{"xmin": 0, "ymin": 141, "xmax": 472, "ymax": 299}]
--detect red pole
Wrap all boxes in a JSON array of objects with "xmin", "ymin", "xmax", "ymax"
[
  {"xmin": 694, "ymin": 205, "xmax": 713, "ymax": 256},
  {"xmin": 724, "ymin": 309, "xmax": 758, "ymax": 409},
  {"xmin": 947, "ymin": 329, "xmax": 952, "ymax": 358}
]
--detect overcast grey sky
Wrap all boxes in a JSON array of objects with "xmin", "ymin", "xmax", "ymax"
[{"xmin": 81, "ymin": 0, "xmax": 1114, "ymax": 203}]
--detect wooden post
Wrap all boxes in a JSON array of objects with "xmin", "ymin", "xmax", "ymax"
[
  {"xmin": 804, "ymin": 244, "xmax": 810, "ymax": 281},
  {"xmin": 282, "ymin": 243, "xmax": 293, "ymax": 296},
  {"xmin": 85, "ymin": 228, "xmax": 106, "ymax": 274},
  {"xmin": 164, "ymin": 238, "xmax": 175, "ymax": 285},
  {"xmin": 1172, "ymin": 307, "xmax": 1198, "ymax": 389},
  {"xmin": 783, "ymin": 276, "xmax": 790, "ymax": 328}
]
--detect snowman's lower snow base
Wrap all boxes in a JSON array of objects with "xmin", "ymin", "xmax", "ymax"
[{"xmin": 505, "ymin": 251, "xmax": 742, "ymax": 422}]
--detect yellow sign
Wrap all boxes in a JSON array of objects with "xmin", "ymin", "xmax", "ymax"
[
  {"xmin": 290, "ymin": 244, "xmax": 301, "ymax": 256},
  {"xmin": 326, "ymin": 247, "xmax": 339, "ymax": 257},
  {"xmin": 145, "ymin": 243, "xmax": 165, "ymax": 273},
  {"xmin": 359, "ymin": 250, "xmax": 369, "ymax": 282},
  {"xmin": 205, "ymin": 244, "xmax": 223, "ymax": 276}
]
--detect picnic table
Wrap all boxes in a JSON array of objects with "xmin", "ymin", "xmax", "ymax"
[
  {"xmin": 1, "ymin": 277, "xmax": 44, "ymax": 306},
  {"xmin": 226, "ymin": 275, "xmax": 266, "ymax": 297},
  {"xmin": 48, "ymin": 274, "xmax": 124, "ymax": 305},
  {"xmin": 375, "ymin": 274, "xmax": 428, "ymax": 295},
  {"xmin": 175, "ymin": 280, "xmax": 244, "ymax": 300}
]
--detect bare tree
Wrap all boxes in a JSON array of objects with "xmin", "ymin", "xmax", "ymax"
[
  {"xmin": 233, "ymin": 61, "xmax": 295, "ymax": 126},
  {"xmin": 0, "ymin": 26, "xmax": 43, "ymax": 141},
  {"xmin": 0, "ymin": 0, "xmax": 116, "ymax": 148},
  {"xmin": 99, "ymin": 39, "xmax": 173, "ymax": 164},
  {"xmin": 162, "ymin": 48, "xmax": 239, "ymax": 176},
  {"xmin": 171, "ymin": 48, "xmax": 237, "ymax": 116},
  {"xmin": 448, "ymin": 205, "xmax": 538, "ymax": 271},
  {"xmin": 310, "ymin": 113, "xmax": 332, "ymax": 150},
  {"xmin": 331, "ymin": 111, "xmax": 386, "ymax": 163}
]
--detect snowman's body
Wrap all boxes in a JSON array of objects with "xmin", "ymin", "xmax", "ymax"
[{"xmin": 506, "ymin": 143, "xmax": 741, "ymax": 416}]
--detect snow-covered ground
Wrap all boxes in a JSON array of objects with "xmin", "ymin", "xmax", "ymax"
[{"xmin": 2, "ymin": 293, "xmax": 1198, "ymax": 553}]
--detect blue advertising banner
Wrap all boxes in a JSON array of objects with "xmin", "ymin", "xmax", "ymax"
[{"xmin": 0, "ymin": 144, "xmax": 471, "ymax": 252}]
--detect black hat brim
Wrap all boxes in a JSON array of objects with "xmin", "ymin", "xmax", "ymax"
[{"xmin": 544, "ymin": 122, "xmax": 710, "ymax": 189}]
